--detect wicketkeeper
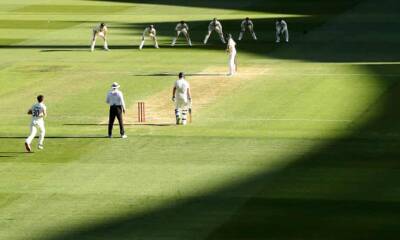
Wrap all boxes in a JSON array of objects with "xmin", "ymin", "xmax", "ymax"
[
  {"xmin": 139, "ymin": 25, "xmax": 159, "ymax": 50},
  {"xmin": 172, "ymin": 72, "xmax": 192, "ymax": 125},
  {"xmin": 172, "ymin": 21, "xmax": 192, "ymax": 46},
  {"xmin": 106, "ymin": 82, "xmax": 127, "ymax": 138},
  {"xmin": 276, "ymin": 19, "xmax": 289, "ymax": 43},
  {"xmin": 238, "ymin": 17, "xmax": 257, "ymax": 41},
  {"xmin": 25, "ymin": 95, "xmax": 47, "ymax": 152},
  {"xmin": 91, "ymin": 22, "xmax": 109, "ymax": 52},
  {"xmin": 204, "ymin": 18, "xmax": 226, "ymax": 44}
]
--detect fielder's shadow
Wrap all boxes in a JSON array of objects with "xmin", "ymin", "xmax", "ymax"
[{"xmin": 0, "ymin": 136, "xmax": 109, "ymax": 139}]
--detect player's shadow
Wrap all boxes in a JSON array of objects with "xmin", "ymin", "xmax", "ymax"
[
  {"xmin": 130, "ymin": 73, "xmax": 226, "ymax": 77},
  {"xmin": 63, "ymin": 123, "xmax": 175, "ymax": 126}
]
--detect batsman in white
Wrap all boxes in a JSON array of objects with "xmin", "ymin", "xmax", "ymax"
[
  {"xmin": 227, "ymin": 34, "xmax": 237, "ymax": 76},
  {"xmin": 276, "ymin": 19, "xmax": 289, "ymax": 43},
  {"xmin": 204, "ymin": 18, "xmax": 226, "ymax": 44},
  {"xmin": 238, "ymin": 17, "xmax": 257, "ymax": 41},
  {"xmin": 25, "ymin": 95, "xmax": 47, "ymax": 152},
  {"xmin": 172, "ymin": 21, "xmax": 192, "ymax": 46},
  {"xmin": 139, "ymin": 24, "xmax": 159, "ymax": 50},
  {"xmin": 91, "ymin": 22, "xmax": 109, "ymax": 52},
  {"xmin": 172, "ymin": 72, "xmax": 192, "ymax": 125}
]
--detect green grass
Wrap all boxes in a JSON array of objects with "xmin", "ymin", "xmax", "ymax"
[{"xmin": 1, "ymin": 0, "xmax": 400, "ymax": 239}]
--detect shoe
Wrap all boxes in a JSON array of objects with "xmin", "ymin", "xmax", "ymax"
[
  {"xmin": 38, "ymin": 144, "xmax": 44, "ymax": 150},
  {"xmin": 108, "ymin": 135, "xmax": 112, "ymax": 138},
  {"xmin": 104, "ymin": 48, "xmax": 110, "ymax": 51},
  {"xmin": 25, "ymin": 142, "xmax": 32, "ymax": 152},
  {"xmin": 182, "ymin": 121, "xmax": 187, "ymax": 125},
  {"xmin": 121, "ymin": 135, "xmax": 128, "ymax": 139}
]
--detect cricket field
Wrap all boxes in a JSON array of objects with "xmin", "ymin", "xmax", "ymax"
[{"xmin": 1, "ymin": 0, "xmax": 400, "ymax": 239}]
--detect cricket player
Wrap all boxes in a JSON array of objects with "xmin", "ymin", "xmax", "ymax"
[
  {"xmin": 171, "ymin": 21, "xmax": 192, "ymax": 46},
  {"xmin": 91, "ymin": 22, "xmax": 109, "ymax": 52},
  {"xmin": 139, "ymin": 25, "xmax": 159, "ymax": 50},
  {"xmin": 25, "ymin": 95, "xmax": 47, "ymax": 152},
  {"xmin": 106, "ymin": 82, "xmax": 127, "ymax": 138},
  {"xmin": 204, "ymin": 18, "xmax": 226, "ymax": 44},
  {"xmin": 276, "ymin": 19, "xmax": 289, "ymax": 43},
  {"xmin": 227, "ymin": 34, "xmax": 237, "ymax": 76},
  {"xmin": 238, "ymin": 17, "xmax": 257, "ymax": 41},
  {"xmin": 172, "ymin": 72, "xmax": 192, "ymax": 125}
]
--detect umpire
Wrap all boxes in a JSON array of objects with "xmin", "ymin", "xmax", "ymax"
[{"xmin": 106, "ymin": 82, "xmax": 127, "ymax": 138}]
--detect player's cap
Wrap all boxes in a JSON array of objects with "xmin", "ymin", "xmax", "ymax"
[
  {"xmin": 245, "ymin": 17, "xmax": 250, "ymax": 20},
  {"xmin": 111, "ymin": 82, "xmax": 120, "ymax": 89}
]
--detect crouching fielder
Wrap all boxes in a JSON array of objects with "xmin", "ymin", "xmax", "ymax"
[
  {"xmin": 91, "ymin": 22, "xmax": 109, "ymax": 51},
  {"xmin": 25, "ymin": 95, "xmax": 47, "ymax": 152},
  {"xmin": 172, "ymin": 72, "xmax": 192, "ymax": 125},
  {"xmin": 239, "ymin": 17, "xmax": 257, "ymax": 41},
  {"xmin": 276, "ymin": 19, "xmax": 289, "ymax": 43},
  {"xmin": 227, "ymin": 34, "xmax": 237, "ymax": 76},
  {"xmin": 139, "ymin": 25, "xmax": 159, "ymax": 50},
  {"xmin": 172, "ymin": 21, "xmax": 192, "ymax": 46},
  {"xmin": 204, "ymin": 18, "xmax": 226, "ymax": 44}
]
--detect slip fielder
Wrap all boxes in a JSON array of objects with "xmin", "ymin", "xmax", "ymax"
[
  {"xmin": 238, "ymin": 17, "xmax": 257, "ymax": 41},
  {"xmin": 91, "ymin": 22, "xmax": 109, "ymax": 52},
  {"xmin": 172, "ymin": 72, "xmax": 192, "ymax": 125},
  {"xmin": 25, "ymin": 95, "xmax": 47, "ymax": 152},
  {"xmin": 204, "ymin": 18, "xmax": 226, "ymax": 44},
  {"xmin": 276, "ymin": 19, "xmax": 289, "ymax": 43},
  {"xmin": 139, "ymin": 25, "xmax": 159, "ymax": 50},
  {"xmin": 172, "ymin": 21, "xmax": 192, "ymax": 46},
  {"xmin": 227, "ymin": 34, "xmax": 237, "ymax": 76}
]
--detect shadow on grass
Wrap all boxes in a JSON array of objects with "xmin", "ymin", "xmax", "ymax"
[
  {"xmin": 63, "ymin": 123, "xmax": 175, "ymax": 126},
  {"xmin": 24, "ymin": 0, "xmax": 400, "ymax": 239}
]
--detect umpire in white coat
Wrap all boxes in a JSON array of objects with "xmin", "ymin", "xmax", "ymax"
[{"xmin": 106, "ymin": 82, "xmax": 127, "ymax": 138}]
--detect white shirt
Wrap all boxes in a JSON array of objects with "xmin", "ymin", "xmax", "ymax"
[
  {"xmin": 31, "ymin": 102, "xmax": 47, "ymax": 120},
  {"xmin": 175, "ymin": 23, "xmax": 189, "ymax": 31},
  {"xmin": 209, "ymin": 20, "xmax": 222, "ymax": 29},
  {"xmin": 143, "ymin": 27, "xmax": 156, "ymax": 37},
  {"xmin": 174, "ymin": 78, "xmax": 190, "ymax": 101},
  {"xmin": 106, "ymin": 89, "xmax": 126, "ymax": 109},
  {"xmin": 94, "ymin": 25, "xmax": 107, "ymax": 33},
  {"xmin": 241, "ymin": 19, "xmax": 253, "ymax": 28},
  {"xmin": 227, "ymin": 38, "xmax": 237, "ymax": 54},
  {"xmin": 276, "ymin": 20, "xmax": 288, "ymax": 30}
]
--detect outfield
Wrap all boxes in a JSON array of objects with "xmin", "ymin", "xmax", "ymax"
[{"xmin": 1, "ymin": 0, "xmax": 400, "ymax": 239}]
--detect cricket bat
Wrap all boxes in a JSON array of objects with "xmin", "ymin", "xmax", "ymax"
[{"xmin": 189, "ymin": 108, "xmax": 192, "ymax": 123}]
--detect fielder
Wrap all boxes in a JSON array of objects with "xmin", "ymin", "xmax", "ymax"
[
  {"xmin": 139, "ymin": 25, "xmax": 159, "ymax": 50},
  {"xmin": 204, "ymin": 18, "xmax": 226, "ymax": 44},
  {"xmin": 238, "ymin": 17, "xmax": 257, "ymax": 41},
  {"xmin": 25, "ymin": 95, "xmax": 47, "ymax": 152},
  {"xmin": 91, "ymin": 22, "xmax": 109, "ymax": 52},
  {"xmin": 172, "ymin": 72, "xmax": 192, "ymax": 125},
  {"xmin": 227, "ymin": 34, "xmax": 237, "ymax": 76},
  {"xmin": 276, "ymin": 19, "xmax": 289, "ymax": 43},
  {"xmin": 171, "ymin": 21, "xmax": 192, "ymax": 46}
]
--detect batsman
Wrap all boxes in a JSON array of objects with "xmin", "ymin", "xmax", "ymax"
[{"xmin": 172, "ymin": 72, "xmax": 192, "ymax": 125}]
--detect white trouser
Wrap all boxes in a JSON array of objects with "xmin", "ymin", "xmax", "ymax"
[
  {"xmin": 239, "ymin": 26, "xmax": 257, "ymax": 40},
  {"xmin": 139, "ymin": 34, "xmax": 159, "ymax": 49},
  {"xmin": 26, "ymin": 119, "xmax": 45, "ymax": 146},
  {"xmin": 229, "ymin": 51, "xmax": 237, "ymax": 75},
  {"xmin": 91, "ymin": 32, "xmax": 108, "ymax": 51},
  {"xmin": 175, "ymin": 98, "xmax": 190, "ymax": 124},
  {"xmin": 204, "ymin": 26, "xmax": 226, "ymax": 44},
  {"xmin": 172, "ymin": 30, "xmax": 192, "ymax": 46},
  {"xmin": 276, "ymin": 28, "xmax": 289, "ymax": 42}
]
